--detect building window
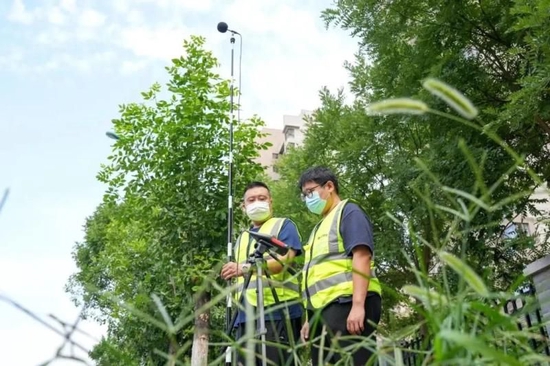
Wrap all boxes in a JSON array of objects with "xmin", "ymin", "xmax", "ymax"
[
  {"xmin": 287, "ymin": 142, "xmax": 296, "ymax": 149},
  {"xmin": 503, "ymin": 222, "xmax": 531, "ymax": 239},
  {"xmin": 285, "ymin": 128, "xmax": 295, "ymax": 139},
  {"xmin": 273, "ymin": 165, "xmax": 279, "ymax": 173},
  {"xmin": 272, "ymin": 153, "xmax": 279, "ymax": 159}
]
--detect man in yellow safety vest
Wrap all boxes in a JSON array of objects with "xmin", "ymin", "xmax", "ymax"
[
  {"xmin": 221, "ymin": 181, "xmax": 303, "ymax": 365},
  {"xmin": 298, "ymin": 167, "xmax": 382, "ymax": 365}
]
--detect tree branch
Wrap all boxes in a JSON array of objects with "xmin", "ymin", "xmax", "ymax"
[
  {"xmin": 535, "ymin": 115, "xmax": 550, "ymax": 136},
  {"xmin": 0, "ymin": 294, "xmax": 93, "ymax": 365}
]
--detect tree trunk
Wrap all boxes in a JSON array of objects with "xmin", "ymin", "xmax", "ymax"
[
  {"xmin": 168, "ymin": 339, "xmax": 178, "ymax": 366},
  {"xmin": 190, "ymin": 291, "xmax": 210, "ymax": 366}
]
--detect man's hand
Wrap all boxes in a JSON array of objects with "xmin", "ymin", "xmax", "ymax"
[
  {"xmin": 220, "ymin": 262, "xmax": 243, "ymax": 280},
  {"xmin": 349, "ymin": 245, "xmax": 370, "ymax": 335},
  {"xmin": 300, "ymin": 321, "xmax": 310, "ymax": 343},
  {"xmin": 347, "ymin": 304, "xmax": 365, "ymax": 335}
]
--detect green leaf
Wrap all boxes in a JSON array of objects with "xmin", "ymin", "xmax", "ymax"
[
  {"xmin": 438, "ymin": 251, "xmax": 489, "ymax": 297},
  {"xmin": 402, "ymin": 285, "xmax": 448, "ymax": 307},
  {"xmin": 441, "ymin": 186, "xmax": 490, "ymax": 211},
  {"xmin": 439, "ymin": 330, "xmax": 522, "ymax": 366}
]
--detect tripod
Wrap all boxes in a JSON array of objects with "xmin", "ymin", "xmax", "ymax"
[{"xmin": 227, "ymin": 240, "xmax": 298, "ymax": 366}]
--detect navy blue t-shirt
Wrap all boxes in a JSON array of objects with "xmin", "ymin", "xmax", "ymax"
[
  {"xmin": 340, "ymin": 202, "xmax": 374, "ymax": 257},
  {"xmin": 234, "ymin": 218, "xmax": 303, "ymax": 326},
  {"xmin": 338, "ymin": 202, "xmax": 376, "ymax": 303}
]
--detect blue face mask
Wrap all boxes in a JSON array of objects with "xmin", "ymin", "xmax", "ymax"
[{"xmin": 305, "ymin": 191, "xmax": 327, "ymax": 215}]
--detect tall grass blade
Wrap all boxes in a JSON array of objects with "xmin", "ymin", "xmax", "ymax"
[
  {"xmin": 152, "ymin": 293, "xmax": 175, "ymax": 332},
  {"xmin": 439, "ymin": 251, "xmax": 489, "ymax": 297},
  {"xmin": 402, "ymin": 285, "xmax": 448, "ymax": 307},
  {"xmin": 366, "ymin": 98, "xmax": 428, "ymax": 115},
  {"xmin": 439, "ymin": 330, "xmax": 522, "ymax": 366},
  {"xmin": 422, "ymin": 78, "xmax": 479, "ymax": 119},
  {"xmin": 0, "ymin": 188, "xmax": 9, "ymax": 215}
]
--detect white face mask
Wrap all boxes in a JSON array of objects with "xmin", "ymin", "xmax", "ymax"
[{"xmin": 245, "ymin": 201, "xmax": 271, "ymax": 222}]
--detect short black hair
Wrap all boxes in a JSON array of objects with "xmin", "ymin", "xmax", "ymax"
[
  {"xmin": 298, "ymin": 166, "xmax": 339, "ymax": 194},
  {"xmin": 243, "ymin": 181, "xmax": 271, "ymax": 196}
]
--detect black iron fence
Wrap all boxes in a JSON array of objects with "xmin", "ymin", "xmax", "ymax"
[
  {"xmin": 504, "ymin": 284, "xmax": 550, "ymax": 357},
  {"xmin": 396, "ymin": 284, "xmax": 550, "ymax": 365},
  {"xmin": 398, "ymin": 335, "xmax": 429, "ymax": 366}
]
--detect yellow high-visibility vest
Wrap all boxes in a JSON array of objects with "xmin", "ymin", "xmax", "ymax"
[
  {"xmin": 302, "ymin": 200, "xmax": 381, "ymax": 310},
  {"xmin": 234, "ymin": 217, "xmax": 301, "ymax": 307}
]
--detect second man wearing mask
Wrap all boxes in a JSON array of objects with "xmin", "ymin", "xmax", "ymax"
[
  {"xmin": 221, "ymin": 181, "xmax": 303, "ymax": 365},
  {"xmin": 298, "ymin": 166, "xmax": 382, "ymax": 365}
]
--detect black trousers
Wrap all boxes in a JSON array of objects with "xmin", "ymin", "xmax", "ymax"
[
  {"xmin": 308, "ymin": 293, "xmax": 382, "ymax": 366},
  {"xmin": 235, "ymin": 317, "xmax": 302, "ymax": 366}
]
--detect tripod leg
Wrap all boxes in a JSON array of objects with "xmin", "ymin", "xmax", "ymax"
[
  {"xmin": 263, "ymin": 271, "xmax": 297, "ymax": 365},
  {"xmin": 255, "ymin": 261, "xmax": 268, "ymax": 366},
  {"xmin": 227, "ymin": 270, "xmax": 255, "ymax": 334},
  {"xmin": 226, "ymin": 270, "xmax": 255, "ymax": 365}
]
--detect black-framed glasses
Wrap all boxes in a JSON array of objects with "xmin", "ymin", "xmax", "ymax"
[{"xmin": 300, "ymin": 183, "xmax": 325, "ymax": 201}]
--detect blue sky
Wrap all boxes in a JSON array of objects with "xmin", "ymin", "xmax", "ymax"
[{"xmin": 0, "ymin": 0, "xmax": 357, "ymax": 364}]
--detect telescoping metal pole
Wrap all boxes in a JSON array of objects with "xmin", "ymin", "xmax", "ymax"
[{"xmin": 217, "ymin": 21, "xmax": 241, "ymax": 365}]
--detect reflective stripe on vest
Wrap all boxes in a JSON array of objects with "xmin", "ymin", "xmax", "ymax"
[
  {"xmin": 234, "ymin": 217, "xmax": 301, "ymax": 307},
  {"xmin": 303, "ymin": 200, "xmax": 381, "ymax": 310},
  {"xmin": 236, "ymin": 278, "xmax": 300, "ymax": 294}
]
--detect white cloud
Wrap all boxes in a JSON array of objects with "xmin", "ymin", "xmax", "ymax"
[
  {"xmin": 48, "ymin": 51, "xmax": 116, "ymax": 73},
  {"xmin": 126, "ymin": 9, "xmax": 144, "ymax": 25},
  {"xmin": 4, "ymin": 0, "xmax": 356, "ymax": 120},
  {"xmin": 75, "ymin": 26, "xmax": 99, "ymax": 42},
  {"xmin": 60, "ymin": 0, "xmax": 77, "ymax": 13},
  {"xmin": 36, "ymin": 28, "xmax": 70, "ymax": 45},
  {"xmin": 118, "ymin": 25, "xmax": 189, "ymax": 59},
  {"xmin": 121, "ymin": 60, "xmax": 149, "ymax": 75},
  {"xmin": 111, "ymin": 0, "xmax": 131, "ymax": 13},
  {"xmin": 47, "ymin": 6, "xmax": 65, "ymax": 25},
  {"xmin": 7, "ymin": 0, "xmax": 34, "ymax": 25},
  {"xmin": 4, "ymin": 51, "xmax": 116, "ymax": 75},
  {"xmin": 35, "ymin": 59, "xmax": 60, "ymax": 73},
  {"xmin": 0, "ymin": 49, "xmax": 25, "ymax": 72},
  {"xmin": 79, "ymin": 8, "xmax": 106, "ymax": 28},
  {"xmin": 65, "ymin": 56, "xmax": 91, "ymax": 72},
  {"xmin": 137, "ymin": 0, "xmax": 213, "ymax": 11},
  {"xmin": 176, "ymin": 0, "xmax": 212, "ymax": 11}
]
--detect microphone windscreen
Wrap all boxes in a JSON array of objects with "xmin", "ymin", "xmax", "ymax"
[{"xmin": 217, "ymin": 22, "xmax": 228, "ymax": 33}]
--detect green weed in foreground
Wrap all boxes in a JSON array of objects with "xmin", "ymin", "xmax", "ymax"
[
  {"xmin": 365, "ymin": 79, "xmax": 550, "ymax": 366},
  {"xmin": 0, "ymin": 188, "xmax": 9, "ymax": 215}
]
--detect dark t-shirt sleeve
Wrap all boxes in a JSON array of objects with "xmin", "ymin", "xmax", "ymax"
[
  {"xmin": 277, "ymin": 219, "xmax": 303, "ymax": 256},
  {"xmin": 340, "ymin": 203, "xmax": 374, "ymax": 257}
]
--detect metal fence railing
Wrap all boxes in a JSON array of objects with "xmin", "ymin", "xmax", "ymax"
[
  {"xmin": 503, "ymin": 283, "xmax": 550, "ymax": 357},
  {"xmin": 391, "ymin": 283, "xmax": 550, "ymax": 365},
  {"xmin": 399, "ymin": 335, "xmax": 429, "ymax": 366}
]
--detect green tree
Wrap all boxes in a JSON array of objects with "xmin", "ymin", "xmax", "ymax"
[
  {"xmin": 67, "ymin": 35, "xmax": 268, "ymax": 365},
  {"xmin": 272, "ymin": 0, "xmax": 550, "ymax": 332}
]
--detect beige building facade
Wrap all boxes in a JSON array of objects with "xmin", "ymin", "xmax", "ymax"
[
  {"xmin": 254, "ymin": 110, "xmax": 313, "ymax": 180},
  {"xmin": 254, "ymin": 127, "xmax": 285, "ymax": 180},
  {"xmin": 278, "ymin": 109, "xmax": 312, "ymax": 155},
  {"xmin": 503, "ymin": 184, "xmax": 550, "ymax": 243}
]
